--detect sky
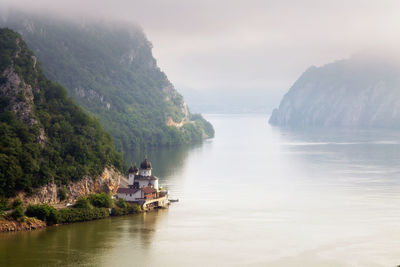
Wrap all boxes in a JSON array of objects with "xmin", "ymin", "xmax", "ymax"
[{"xmin": 2, "ymin": 0, "xmax": 400, "ymax": 112}]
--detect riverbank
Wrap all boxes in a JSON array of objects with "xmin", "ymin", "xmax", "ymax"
[
  {"xmin": 0, "ymin": 217, "xmax": 46, "ymax": 232},
  {"xmin": 0, "ymin": 193, "xmax": 142, "ymax": 233}
]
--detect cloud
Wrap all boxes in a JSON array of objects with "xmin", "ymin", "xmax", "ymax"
[{"xmin": 3, "ymin": 0, "xmax": 400, "ymax": 109}]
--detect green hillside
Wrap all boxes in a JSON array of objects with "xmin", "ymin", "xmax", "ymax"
[
  {"xmin": 1, "ymin": 12, "xmax": 214, "ymax": 156},
  {"xmin": 0, "ymin": 28, "xmax": 123, "ymax": 198}
]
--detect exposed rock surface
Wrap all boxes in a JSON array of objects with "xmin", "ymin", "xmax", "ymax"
[
  {"xmin": 0, "ymin": 217, "xmax": 46, "ymax": 232},
  {"xmin": 0, "ymin": 38, "xmax": 47, "ymax": 145},
  {"xmin": 269, "ymin": 55, "xmax": 400, "ymax": 128},
  {"xmin": 15, "ymin": 167, "xmax": 123, "ymax": 205}
]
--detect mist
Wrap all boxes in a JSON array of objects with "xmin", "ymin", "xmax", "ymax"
[{"xmin": 2, "ymin": 0, "xmax": 400, "ymax": 113}]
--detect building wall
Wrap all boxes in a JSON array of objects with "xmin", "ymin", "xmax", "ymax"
[
  {"xmin": 137, "ymin": 179, "xmax": 158, "ymax": 190},
  {"xmin": 117, "ymin": 191, "xmax": 142, "ymax": 201},
  {"xmin": 153, "ymin": 180, "xmax": 159, "ymax": 190},
  {"xmin": 128, "ymin": 173, "xmax": 135, "ymax": 185},
  {"xmin": 139, "ymin": 169, "xmax": 151, "ymax": 176},
  {"xmin": 138, "ymin": 180, "xmax": 150, "ymax": 188}
]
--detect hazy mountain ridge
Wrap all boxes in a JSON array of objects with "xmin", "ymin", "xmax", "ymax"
[
  {"xmin": 0, "ymin": 28, "xmax": 123, "ymax": 198},
  {"xmin": 269, "ymin": 55, "xmax": 400, "ymax": 128},
  {"xmin": 1, "ymin": 11, "xmax": 214, "ymax": 156}
]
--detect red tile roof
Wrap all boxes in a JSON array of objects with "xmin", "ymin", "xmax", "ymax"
[
  {"xmin": 117, "ymin": 188, "xmax": 139, "ymax": 194},
  {"xmin": 141, "ymin": 187, "xmax": 156, "ymax": 194}
]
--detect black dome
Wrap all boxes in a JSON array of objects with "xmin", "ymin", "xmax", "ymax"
[
  {"xmin": 140, "ymin": 158, "xmax": 152, "ymax": 170},
  {"xmin": 128, "ymin": 164, "xmax": 138, "ymax": 173}
]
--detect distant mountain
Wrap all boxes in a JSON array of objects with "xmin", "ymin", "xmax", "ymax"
[
  {"xmin": 269, "ymin": 55, "xmax": 400, "ymax": 128},
  {"xmin": 0, "ymin": 28, "xmax": 123, "ymax": 198},
  {"xmin": 1, "ymin": 10, "xmax": 214, "ymax": 156}
]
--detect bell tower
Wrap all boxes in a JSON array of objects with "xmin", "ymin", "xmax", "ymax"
[{"xmin": 128, "ymin": 163, "xmax": 138, "ymax": 187}]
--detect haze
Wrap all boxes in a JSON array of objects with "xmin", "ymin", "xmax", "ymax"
[{"xmin": 2, "ymin": 0, "xmax": 400, "ymax": 113}]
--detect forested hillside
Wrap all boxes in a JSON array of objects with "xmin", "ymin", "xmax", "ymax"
[
  {"xmin": 269, "ymin": 55, "xmax": 400, "ymax": 128},
  {"xmin": 1, "ymin": 11, "xmax": 214, "ymax": 156},
  {"xmin": 0, "ymin": 28, "xmax": 123, "ymax": 198}
]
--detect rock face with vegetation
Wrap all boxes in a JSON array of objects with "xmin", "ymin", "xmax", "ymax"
[
  {"xmin": 1, "ymin": 11, "xmax": 214, "ymax": 156},
  {"xmin": 16, "ymin": 167, "xmax": 122, "ymax": 204},
  {"xmin": 0, "ymin": 28, "xmax": 123, "ymax": 199},
  {"xmin": 0, "ymin": 217, "xmax": 46, "ymax": 232},
  {"xmin": 269, "ymin": 55, "xmax": 400, "ymax": 128}
]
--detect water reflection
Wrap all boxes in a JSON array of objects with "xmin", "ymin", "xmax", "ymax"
[
  {"xmin": 0, "ymin": 210, "xmax": 168, "ymax": 266},
  {"xmin": 272, "ymin": 127, "xmax": 400, "ymax": 187},
  {"xmin": 125, "ymin": 143, "xmax": 202, "ymax": 179},
  {"xmin": 3, "ymin": 115, "xmax": 400, "ymax": 266}
]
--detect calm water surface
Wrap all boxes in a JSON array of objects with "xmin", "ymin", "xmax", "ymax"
[{"xmin": 2, "ymin": 114, "xmax": 400, "ymax": 266}]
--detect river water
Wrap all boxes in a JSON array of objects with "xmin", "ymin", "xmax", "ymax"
[{"xmin": 2, "ymin": 114, "xmax": 400, "ymax": 266}]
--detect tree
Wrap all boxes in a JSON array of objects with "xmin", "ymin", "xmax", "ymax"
[{"xmin": 11, "ymin": 205, "xmax": 24, "ymax": 220}]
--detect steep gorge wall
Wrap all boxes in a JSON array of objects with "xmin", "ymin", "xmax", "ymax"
[
  {"xmin": 269, "ymin": 56, "xmax": 400, "ymax": 128},
  {"xmin": 15, "ymin": 167, "xmax": 123, "ymax": 205}
]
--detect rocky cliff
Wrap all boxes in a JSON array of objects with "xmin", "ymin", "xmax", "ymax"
[
  {"xmin": 269, "ymin": 55, "xmax": 400, "ymax": 128},
  {"xmin": 1, "ymin": 10, "xmax": 214, "ymax": 155},
  {"xmin": 0, "ymin": 28, "xmax": 123, "ymax": 198},
  {"xmin": 15, "ymin": 167, "xmax": 122, "ymax": 205}
]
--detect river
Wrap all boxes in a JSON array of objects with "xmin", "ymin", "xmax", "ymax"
[{"xmin": 2, "ymin": 114, "xmax": 400, "ymax": 266}]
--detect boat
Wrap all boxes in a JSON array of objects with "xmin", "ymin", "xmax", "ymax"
[{"xmin": 169, "ymin": 198, "xmax": 179, "ymax": 203}]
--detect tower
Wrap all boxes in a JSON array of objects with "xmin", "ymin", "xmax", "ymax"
[
  {"xmin": 139, "ymin": 158, "xmax": 152, "ymax": 177},
  {"xmin": 128, "ymin": 164, "xmax": 138, "ymax": 187}
]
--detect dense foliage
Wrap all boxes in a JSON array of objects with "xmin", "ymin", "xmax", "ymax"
[
  {"xmin": 74, "ymin": 193, "xmax": 112, "ymax": 209},
  {"xmin": 25, "ymin": 203, "xmax": 59, "ymax": 225},
  {"xmin": 0, "ymin": 28, "xmax": 123, "ymax": 197},
  {"xmin": 2, "ymin": 13, "xmax": 214, "ymax": 156},
  {"xmin": 25, "ymin": 193, "xmax": 141, "ymax": 225},
  {"xmin": 10, "ymin": 198, "xmax": 24, "ymax": 220},
  {"xmin": 111, "ymin": 198, "xmax": 141, "ymax": 216},
  {"xmin": 58, "ymin": 207, "xmax": 109, "ymax": 223},
  {"xmin": 87, "ymin": 192, "xmax": 112, "ymax": 208}
]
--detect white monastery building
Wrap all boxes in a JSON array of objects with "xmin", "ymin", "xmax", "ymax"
[{"xmin": 116, "ymin": 158, "xmax": 168, "ymax": 210}]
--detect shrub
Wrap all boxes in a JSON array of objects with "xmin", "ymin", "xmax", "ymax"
[
  {"xmin": 58, "ymin": 207, "xmax": 109, "ymax": 223},
  {"xmin": 11, "ymin": 205, "xmax": 25, "ymax": 220},
  {"xmin": 47, "ymin": 208, "xmax": 60, "ymax": 225},
  {"xmin": 73, "ymin": 197, "xmax": 92, "ymax": 209},
  {"xmin": 110, "ymin": 203, "xmax": 141, "ymax": 216},
  {"xmin": 25, "ymin": 204, "xmax": 59, "ymax": 225},
  {"xmin": 88, "ymin": 193, "xmax": 112, "ymax": 208},
  {"xmin": 110, "ymin": 207, "xmax": 123, "ymax": 216},
  {"xmin": 58, "ymin": 187, "xmax": 68, "ymax": 201},
  {"xmin": 12, "ymin": 198, "xmax": 23, "ymax": 209},
  {"xmin": 128, "ymin": 203, "xmax": 141, "ymax": 213},
  {"xmin": 0, "ymin": 198, "xmax": 8, "ymax": 211},
  {"xmin": 115, "ymin": 198, "xmax": 128, "ymax": 209}
]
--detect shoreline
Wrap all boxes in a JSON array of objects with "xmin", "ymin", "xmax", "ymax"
[
  {"xmin": 0, "ymin": 217, "xmax": 46, "ymax": 232},
  {"xmin": 0, "ymin": 208, "xmax": 145, "ymax": 233},
  {"xmin": 0, "ymin": 193, "xmax": 145, "ymax": 233}
]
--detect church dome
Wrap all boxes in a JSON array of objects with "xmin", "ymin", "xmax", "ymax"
[
  {"xmin": 128, "ymin": 164, "xmax": 138, "ymax": 173},
  {"xmin": 140, "ymin": 158, "xmax": 152, "ymax": 170}
]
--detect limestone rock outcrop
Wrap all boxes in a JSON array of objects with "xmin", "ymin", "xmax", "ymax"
[{"xmin": 16, "ymin": 167, "xmax": 123, "ymax": 205}]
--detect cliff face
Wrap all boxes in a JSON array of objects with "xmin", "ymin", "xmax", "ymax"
[
  {"xmin": 16, "ymin": 167, "xmax": 122, "ymax": 205},
  {"xmin": 269, "ymin": 55, "xmax": 400, "ymax": 128},
  {"xmin": 0, "ymin": 28, "xmax": 123, "ymax": 198},
  {"xmin": 1, "ymin": 10, "xmax": 214, "ymax": 155}
]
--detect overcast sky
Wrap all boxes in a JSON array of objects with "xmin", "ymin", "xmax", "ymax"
[{"xmin": 3, "ymin": 0, "xmax": 400, "ymax": 108}]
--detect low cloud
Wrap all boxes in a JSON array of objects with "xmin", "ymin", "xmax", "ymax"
[{"xmin": 3, "ymin": 0, "xmax": 400, "ymax": 109}]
